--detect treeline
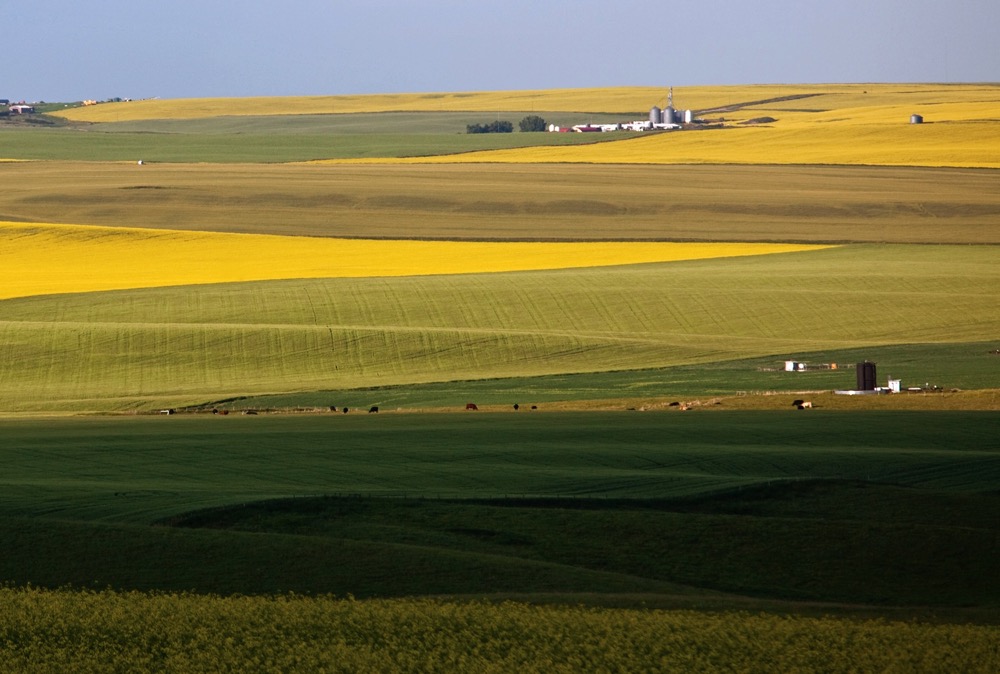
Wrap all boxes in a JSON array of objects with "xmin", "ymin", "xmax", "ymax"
[
  {"xmin": 466, "ymin": 120, "xmax": 513, "ymax": 134},
  {"xmin": 466, "ymin": 115, "xmax": 547, "ymax": 134}
]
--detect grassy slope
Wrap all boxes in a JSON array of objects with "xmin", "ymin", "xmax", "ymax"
[
  {"xmin": 1, "ymin": 411, "xmax": 997, "ymax": 605},
  {"xmin": 1, "ymin": 245, "xmax": 997, "ymax": 411}
]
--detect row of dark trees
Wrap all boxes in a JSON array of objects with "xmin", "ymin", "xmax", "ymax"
[
  {"xmin": 466, "ymin": 120, "xmax": 513, "ymax": 134},
  {"xmin": 467, "ymin": 115, "xmax": 547, "ymax": 134}
]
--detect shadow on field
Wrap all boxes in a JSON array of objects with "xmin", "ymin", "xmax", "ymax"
[{"xmin": 152, "ymin": 481, "xmax": 1000, "ymax": 609}]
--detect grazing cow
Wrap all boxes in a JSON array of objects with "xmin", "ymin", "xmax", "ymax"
[
  {"xmin": 798, "ymin": 401, "xmax": 813, "ymax": 409},
  {"xmin": 466, "ymin": 403, "xmax": 479, "ymax": 411},
  {"xmin": 792, "ymin": 399, "xmax": 804, "ymax": 407},
  {"xmin": 369, "ymin": 406, "xmax": 379, "ymax": 414},
  {"xmin": 513, "ymin": 403, "xmax": 519, "ymax": 411}
]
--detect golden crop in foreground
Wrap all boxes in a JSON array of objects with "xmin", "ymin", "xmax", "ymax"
[
  {"xmin": 0, "ymin": 221, "xmax": 830, "ymax": 300},
  {"xmin": 2, "ymin": 588, "xmax": 997, "ymax": 673}
]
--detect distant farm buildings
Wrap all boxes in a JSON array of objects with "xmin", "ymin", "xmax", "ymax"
[
  {"xmin": 8, "ymin": 104, "xmax": 35, "ymax": 114},
  {"xmin": 549, "ymin": 86, "xmax": 696, "ymax": 133}
]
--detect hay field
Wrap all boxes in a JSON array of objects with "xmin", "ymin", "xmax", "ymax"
[
  {"xmin": 2, "ymin": 162, "xmax": 997, "ymax": 244},
  {"xmin": 0, "ymin": 220, "xmax": 823, "ymax": 299}
]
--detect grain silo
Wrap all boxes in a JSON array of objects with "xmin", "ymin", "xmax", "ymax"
[
  {"xmin": 856, "ymin": 361, "xmax": 877, "ymax": 391},
  {"xmin": 650, "ymin": 106, "xmax": 662, "ymax": 124}
]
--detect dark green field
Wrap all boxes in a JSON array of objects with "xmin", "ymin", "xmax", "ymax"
[{"xmin": 1, "ymin": 411, "xmax": 997, "ymax": 615}]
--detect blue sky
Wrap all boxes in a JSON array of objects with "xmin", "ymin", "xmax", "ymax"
[{"xmin": 3, "ymin": 0, "xmax": 997, "ymax": 101}]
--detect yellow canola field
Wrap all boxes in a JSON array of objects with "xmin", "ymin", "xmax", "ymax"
[
  {"xmin": 377, "ymin": 120, "xmax": 997, "ymax": 168},
  {"xmin": 322, "ymin": 98, "xmax": 1000, "ymax": 169},
  {"xmin": 53, "ymin": 87, "xmax": 672, "ymax": 122},
  {"xmin": 0, "ymin": 221, "xmax": 831, "ymax": 300},
  {"xmin": 52, "ymin": 83, "xmax": 996, "ymax": 123}
]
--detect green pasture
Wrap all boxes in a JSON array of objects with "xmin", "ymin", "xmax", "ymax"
[
  {"xmin": 3, "ymin": 411, "xmax": 996, "ymax": 522},
  {"xmin": 0, "ymin": 244, "xmax": 996, "ymax": 411},
  {"xmin": 2, "ymin": 162, "xmax": 998, "ymax": 244},
  {"xmin": 0, "ymin": 112, "xmax": 627, "ymax": 162},
  {"xmin": 91, "ymin": 111, "xmax": 635, "ymax": 135},
  {"xmin": 0, "ymin": 411, "xmax": 997, "ymax": 607}
]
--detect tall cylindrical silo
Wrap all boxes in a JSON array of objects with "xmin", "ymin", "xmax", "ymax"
[{"xmin": 856, "ymin": 361, "xmax": 877, "ymax": 391}]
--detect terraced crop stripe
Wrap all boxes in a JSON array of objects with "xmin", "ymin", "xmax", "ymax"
[{"xmin": 0, "ymin": 221, "xmax": 831, "ymax": 299}]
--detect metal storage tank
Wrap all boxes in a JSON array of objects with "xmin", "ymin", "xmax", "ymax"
[
  {"xmin": 665, "ymin": 106, "xmax": 676, "ymax": 124},
  {"xmin": 910, "ymin": 114, "xmax": 924, "ymax": 124},
  {"xmin": 684, "ymin": 109, "xmax": 693, "ymax": 124},
  {"xmin": 650, "ymin": 106, "xmax": 662, "ymax": 124},
  {"xmin": 856, "ymin": 361, "xmax": 877, "ymax": 391}
]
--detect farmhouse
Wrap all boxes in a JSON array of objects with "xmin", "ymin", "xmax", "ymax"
[{"xmin": 8, "ymin": 104, "xmax": 35, "ymax": 114}]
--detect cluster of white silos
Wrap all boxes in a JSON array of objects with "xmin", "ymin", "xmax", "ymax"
[
  {"xmin": 649, "ymin": 106, "xmax": 692, "ymax": 125},
  {"xmin": 650, "ymin": 87, "xmax": 693, "ymax": 126},
  {"xmin": 546, "ymin": 86, "xmax": 692, "ymax": 133}
]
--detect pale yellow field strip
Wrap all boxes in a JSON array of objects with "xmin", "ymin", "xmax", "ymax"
[
  {"xmin": 51, "ymin": 87, "xmax": 670, "ymax": 122},
  {"xmin": 51, "ymin": 83, "xmax": 999, "ymax": 123},
  {"xmin": 0, "ymin": 221, "xmax": 832, "ymax": 300}
]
